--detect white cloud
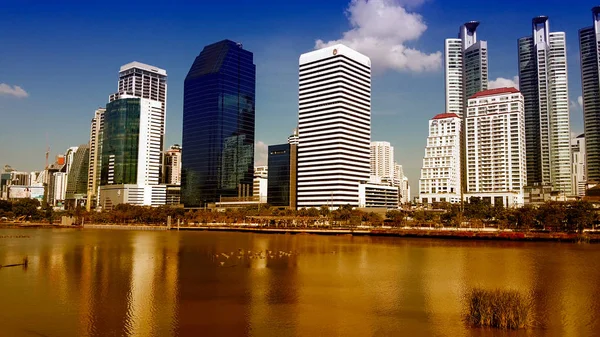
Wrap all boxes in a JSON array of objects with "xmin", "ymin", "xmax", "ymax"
[
  {"xmin": 570, "ymin": 95, "xmax": 583, "ymax": 111},
  {"xmin": 315, "ymin": 0, "xmax": 441, "ymax": 73},
  {"xmin": 0, "ymin": 83, "xmax": 29, "ymax": 98},
  {"xmin": 488, "ymin": 76, "xmax": 519, "ymax": 90},
  {"xmin": 255, "ymin": 140, "xmax": 268, "ymax": 166}
]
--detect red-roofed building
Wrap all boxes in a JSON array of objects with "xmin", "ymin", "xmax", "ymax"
[
  {"xmin": 469, "ymin": 87, "xmax": 519, "ymax": 99},
  {"xmin": 419, "ymin": 113, "xmax": 462, "ymax": 205}
]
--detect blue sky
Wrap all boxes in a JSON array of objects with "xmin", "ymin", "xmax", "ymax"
[{"xmin": 0, "ymin": 0, "xmax": 595, "ymax": 192}]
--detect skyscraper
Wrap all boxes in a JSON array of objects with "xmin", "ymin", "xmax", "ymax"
[
  {"xmin": 518, "ymin": 16, "xmax": 572, "ymax": 194},
  {"xmin": 99, "ymin": 97, "xmax": 166, "ymax": 208},
  {"xmin": 419, "ymin": 113, "xmax": 462, "ymax": 204},
  {"xmin": 579, "ymin": 7, "xmax": 600, "ymax": 184},
  {"xmin": 182, "ymin": 40, "xmax": 256, "ymax": 208},
  {"xmin": 465, "ymin": 88, "xmax": 526, "ymax": 207},
  {"xmin": 297, "ymin": 44, "xmax": 371, "ymax": 209},
  {"xmin": 65, "ymin": 144, "xmax": 90, "ymax": 209},
  {"xmin": 87, "ymin": 107, "xmax": 105, "ymax": 210},
  {"xmin": 370, "ymin": 141, "xmax": 394, "ymax": 180},
  {"xmin": 445, "ymin": 21, "xmax": 488, "ymax": 117},
  {"xmin": 109, "ymin": 61, "xmax": 167, "ymax": 110}
]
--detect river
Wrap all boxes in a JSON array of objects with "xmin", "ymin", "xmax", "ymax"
[{"xmin": 1, "ymin": 228, "xmax": 599, "ymax": 336}]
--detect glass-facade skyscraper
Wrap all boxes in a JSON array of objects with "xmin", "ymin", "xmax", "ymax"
[
  {"xmin": 182, "ymin": 40, "xmax": 256, "ymax": 207},
  {"xmin": 268, "ymin": 144, "xmax": 292, "ymax": 207}
]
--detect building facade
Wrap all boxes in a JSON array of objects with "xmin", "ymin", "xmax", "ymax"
[
  {"xmin": 358, "ymin": 181, "xmax": 399, "ymax": 209},
  {"xmin": 87, "ymin": 107, "xmax": 105, "ymax": 209},
  {"xmin": 419, "ymin": 113, "xmax": 462, "ymax": 204},
  {"xmin": 109, "ymin": 61, "xmax": 167, "ymax": 112},
  {"xmin": 572, "ymin": 134, "xmax": 586, "ymax": 197},
  {"xmin": 182, "ymin": 40, "xmax": 255, "ymax": 208},
  {"xmin": 445, "ymin": 21, "xmax": 488, "ymax": 117},
  {"xmin": 370, "ymin": 141, "xmax": 394, "ymax": 180},
  {"xmin": 163, "ymin": 144, "xmax": 182, "ymax": 185},
  {"xmin": 267, "ymin": 143, "xmax": 298, "ymax": 208},
  {"xmin": 297, "ymin": 44, "xmax": 371, "ymax": 208},
  {"xmin": 99, "ymin": 97, "xmax": 166, "ymax": 208},
  {"xmin": 518, "ymin": 16, "xmax": 572, "ymax": 194},
  {"xmin": 579, "ymin": 7, "xmax": 600, "ymax": 184},
  {"xmin": 465, "ymin": 88, "xmax": 526, "ymax": 207},
  {"xmin": 65, "ymin": 144, "xmax": 90, "ymax": 209}
]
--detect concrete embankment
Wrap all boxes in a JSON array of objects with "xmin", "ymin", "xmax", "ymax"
[
  {"xmin": 82, "ymin": 224, "xmax": 168, "ymax": 231},
  {"xmin": 178, "ymin": 226, "xmax": 600, "ymax": 243}
]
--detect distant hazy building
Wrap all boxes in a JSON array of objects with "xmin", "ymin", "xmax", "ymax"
[
  {"xmin": 99, "ymin": 97, "xmax": 166, "ymax": 208},
  {"xmin": 419, "ymin": 113, "xmax": 462, "ymax": 204},
  {"xmin": 465, "ymin": 88, "xmax": 526, "ymax": 207},
  {"xmin": 182, "ymin": 40, "xmax": 255, "ymax": 208},
  {"xmin": 163, "ymin": 144, "xmax": 182, "ymax": 185},
  {"xmin": 87, "ymin": 107, "xmax": 105, "ymax": 209},
  {"xmin": 65, "ymin": 144, "xmax": 90, "ymax": 209},
  {"xmin": 518, "ymin": 16, "xmax": 572, "ymax": 194},
  {"xmin": 579, "ymin": 7, "xmax": 600, "ymax": 184},
  {"xmin": 445, "ymin": 21, "xmax": 488, "ymax": 117},
  {"xmin": 298, "ymin": 44, "xmax": 371, "ymax": 208},
  {"xmin": 572, "ymin": 134, "xmax": 586, "ymax": 197},
  {"xmin": 394, "ymin": 163, "xmax": 411, "ymax": 204}
]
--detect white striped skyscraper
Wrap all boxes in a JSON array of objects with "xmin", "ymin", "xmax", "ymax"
[{"xmin": 297, "ymin": 44, "xmax": 371, "ymax": 208}]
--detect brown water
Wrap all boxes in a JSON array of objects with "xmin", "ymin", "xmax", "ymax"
[{"xmin": 1, "ymin": 229, "xmax": 599, "ymax": 337}]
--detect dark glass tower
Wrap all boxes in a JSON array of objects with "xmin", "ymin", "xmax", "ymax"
[
  {"xmin": 267, "ymin": 144, "xmax": 291, "ymax": 207},
  {"xmin": 182, "ymin": 40, "xmax": 256, "ymax": 207}
]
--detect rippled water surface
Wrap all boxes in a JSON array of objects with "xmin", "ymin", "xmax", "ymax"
[{"xmin": 1, "ymin": 228, "xmax": 599, "ymax": 336}]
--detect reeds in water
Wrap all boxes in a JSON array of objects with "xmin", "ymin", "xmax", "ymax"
[{"xmin": 467, "ymin": 288, "xmax": 533, "ymax": 329}]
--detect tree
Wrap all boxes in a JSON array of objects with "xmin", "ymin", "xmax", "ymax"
[
  {"xmin": 565, "ymin": 201, "xmax": 596, "ymax": 233},
  {"xmin": 465, "ymin": 197, "xmax": 492, "ymax": 221},
  {"xmin": 536, "ymin": 202, "xmax": 566, "ymax": 230},
  {"xmin": 512, "ymin": 206, "xmax": 536, "ymax": 230},
  {"xmin": 385, "ymin": 210, "xmax": 405, "ymax": 227},
  {"xmin": 319, "ymin": 205, "xmax": 330, "ymax": 217},
  {"xmin": 12, "ymin": 198, "xmax": 40, "ymax": 218}
]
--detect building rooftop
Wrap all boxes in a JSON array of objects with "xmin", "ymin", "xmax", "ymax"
[
  {"xmin": 432, "ymin": 113, "xmax": 460, "ymax": 120},
  {"xmin": 120, "ymin": 61, "xmax": 167, "ymax": 76},
  {"xmin": 469, "ymin": 87, "xmax": 520, "ymax": 99}
]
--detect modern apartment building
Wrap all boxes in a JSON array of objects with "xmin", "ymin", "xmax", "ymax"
[
  {"xmin": 182, "ymin": 40, "xmax": 255, "ymax": 208},
  {"xmin": 65, "ymin": 144, "xmax": 90, "ymax": 209},
  {"xmin": 297, "ymin": 44, "xmax": 371, "ymax": 209},
  {"xmin": 163, "ymin": 144, "xmax": 182, "ymax": 185},
  {"xmin": 86, "ymin": 107, "xmax": 105, "ymax": 210},
  {"xmin": 394, "ymin": 163, "xmax": 411, "ymax": 204},
  {"xmin": 579, "ymin": 7, "xmax": 600, "ymax": 184},
  {"xmin": 572, "ymin": 134, "xmax": 586, "ymax": 197},
  {"xmin": 465, "ymin": 88, "xmax": 526, "ymax": 207},
  {"xmin": 419, "ymin": 113, "xmax": 462, "ymax": 204},
  {"xmin": 99, "ymin": 97, "xmax": 167, "ymax": 208},
  {"xmin": 445, "ymin": 21, "xmax": 488, "ymax": 117},
  {"xmin": 109, "ymin": 61, "xmax": 167, "ymax": 110},
  {"xmin": 518, "ymin": 16, "xmax": 572, "ymax": 194},
  {"xmin": 370, "ymin": 141, "xmax": 394, "ymax": 180}
]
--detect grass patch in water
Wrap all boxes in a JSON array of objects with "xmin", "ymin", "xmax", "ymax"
[{"xmin": 467, "ymin": 288, "xmax": 533, "ymax": 329}]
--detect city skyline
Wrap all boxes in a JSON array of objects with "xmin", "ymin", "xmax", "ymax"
[{"xmin": 0, "ymin": 0, "xmax": 593, "ymax": 192}]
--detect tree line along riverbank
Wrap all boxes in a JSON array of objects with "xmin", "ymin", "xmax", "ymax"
[{"xmin": 2, "ymin": 198, "xmax": 600, "ymax": 242}]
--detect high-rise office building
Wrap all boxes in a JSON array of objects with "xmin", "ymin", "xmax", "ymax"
[
  {"xmin": 419, "ymin": 113, "xmax": 462, "ymax": 204},
  {"xmin": 109, "ymin": 61, "xmax": 167, "ymax": 110},
  {"xmin": 445, "ymin": 21, "xmax": 488, "ymax": 117},
  {"xmin": 182, "ymin": 40, "xmax": 256, "ymax": 208},
  {"xmin": 267, "ymin": 142, "xmax": 298, "ymax": 208},
  {"xmin": 65, "ymin": 144, "xmax": 90, "ymax": 209},
  {"xmin": 99, "ymin": 97, "xmax": 166, "ymax": 208},
  {"xmin": 370, "ymin": 141, "xmax": 394, "ymax": 180},
  {"xmin": 579, "ymin": 7, "xmax": 600, "ymax": 184},
  {"xmin": 465, "ymin": 88, "xmax": 526, "ymax": 207},
  {"xmin": 163, "ymin": 144, "xmax": 182, "ymax": 185},
  {"xmin": 518, "ymin": 16, "xmax": 572, "ymax": 194},
  {"xmin": 87, "ymin": 107, "xmax": 105, "ymax": 210},
  {"xmin": 297, "ymin": 44, "xmax": 371, "ymax": 209},
  {"xmin": 572, "ymin": 134, "xmax": 586, "ymax": 197}
]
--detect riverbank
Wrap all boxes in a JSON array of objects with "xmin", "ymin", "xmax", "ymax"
[
  {"xmin": 2, "ymin": 223, "xmax": 599, "ymax": 243},
  {"xmin": 177, "ymin": 225, "xmax": 600, "ymax": 243}
]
